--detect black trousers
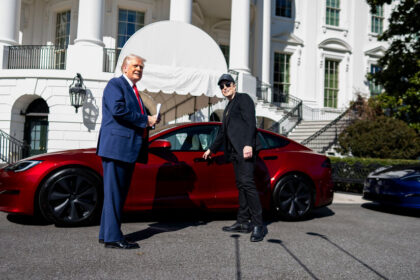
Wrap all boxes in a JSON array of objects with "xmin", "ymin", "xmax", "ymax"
[{"xmin": 231, "ymin": 152, "xmax": 263, "ymax": 226}]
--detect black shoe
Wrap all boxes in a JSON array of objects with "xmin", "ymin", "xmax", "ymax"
[
  {"xmin": 222, "ymin": 222, "xmax": 251, "ymax": 233},
  {"xmin": 99, "ymin": 239, "xmax": 104, "ymax": 244},
  {"xmin": 104, "ymin": 240, "xmax": 140, "ymax": 249},
  {"xmin": 250, "ymin": 226, "xmax": 267, "ymax": 242}
]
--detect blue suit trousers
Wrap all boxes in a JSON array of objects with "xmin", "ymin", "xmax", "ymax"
[{"xmin": 99, "ymin": 157, "xmax": 135, "ymax": 242}]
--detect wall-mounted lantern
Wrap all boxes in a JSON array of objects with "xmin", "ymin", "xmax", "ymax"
[{"xmin": 69, "ymin": 73, "xmax": 87, "ymax": 113}]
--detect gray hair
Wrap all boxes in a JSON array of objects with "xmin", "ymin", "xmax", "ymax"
[{"xmin": 121, "ymin": 54, "xmax": 147, "ymax": 72}]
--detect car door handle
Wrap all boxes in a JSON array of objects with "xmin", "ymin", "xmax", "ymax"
[
  {"xmin": 194, "ymin": 158, "xmax": 208, "ymax": 163},
  {"xmin": 263, "ymin": 156, "xmax": 277, "ymax": 160}
]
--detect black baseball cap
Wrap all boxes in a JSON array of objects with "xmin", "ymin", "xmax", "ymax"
[{"xmin": 217, "ymin": 74, "xmax": 235, "ymax": 85}]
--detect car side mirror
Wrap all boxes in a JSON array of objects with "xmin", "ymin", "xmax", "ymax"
[{"xmin": 149, "ymin": 139, "xmax": 171, "ymax": 149}]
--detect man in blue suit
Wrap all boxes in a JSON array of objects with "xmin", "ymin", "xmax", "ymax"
[{"xmin": 97, "ymin": 54, "xmax": 159, "ymax": 249}]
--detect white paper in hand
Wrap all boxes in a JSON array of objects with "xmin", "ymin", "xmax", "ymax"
[{"xmin": 156, "ymin": 103, "xmax": 161, "ymax": 118}]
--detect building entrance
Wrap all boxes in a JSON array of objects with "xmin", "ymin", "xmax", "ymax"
[{"xmin": 23, "ymin": 98, "xmax": 49, "ymax": 156}]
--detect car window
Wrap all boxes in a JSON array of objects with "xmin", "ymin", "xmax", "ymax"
[
  {"xmin": 259, "ymin": 131, "xmax": 289, "ymax": 149},
  {"xmin": 156, "ymin": 125, "xmax": 219, "ymax": 151}
]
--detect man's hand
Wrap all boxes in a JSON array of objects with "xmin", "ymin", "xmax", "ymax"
[
  {"xmin": 203, "ymin": 149, "xmax": 211, "ymax": 160},
  {"xmin": 148, "ymin": 114, "xmax": 159, "ymax": 127},
  {"xmin": 243, "ymin": 146, "xmax": 253, "ymax": 159}
]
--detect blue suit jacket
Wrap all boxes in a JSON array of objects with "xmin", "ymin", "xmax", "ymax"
[{"xmin": 97, "ymin": 76, "xmax": 149, "ymax": 163}]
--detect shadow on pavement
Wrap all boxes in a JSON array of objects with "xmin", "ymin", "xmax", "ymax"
[
  {"xmin": 6, "ymin": 214, "xmax": 51, "ymax": 226},
  {"xmin": 265, "ymin": 206, "xmax": 335, "ymax": 225},
  {"xmin": 230, "ymin": 234, "xmax": 242, "ymax": 280},
  {"xmin": 267, "ymin": 238, "xmax": 320, "ymax": 280},
  {"xmin": 122, "ymin": 209, "xmax": 238, "ymax": 224},
  {"xmin": 122, "ymin": 209, "xmax": 237, "ymax": 242},
  {"xmin": 306, "ymin": 232, "xmax": 389, "ymax": 280},
  {"xmin": 361, "ymin": 203, "xmax": 420, "ymax": 218},
  {"xmin": 5, "ymin": 205, "xmax": 335, "ymax": 229}
]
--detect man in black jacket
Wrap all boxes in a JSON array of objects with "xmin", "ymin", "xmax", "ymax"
[{"xmin": 203, "ymin": 74, "xmax": 267, "ymax": 242}]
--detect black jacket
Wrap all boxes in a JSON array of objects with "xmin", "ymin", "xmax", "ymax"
[{"xmin": 210, "ymin": 93, "xmax": 257, "ymax": 159}]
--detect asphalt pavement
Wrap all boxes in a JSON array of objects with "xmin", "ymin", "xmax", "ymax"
[{"xmin": 0, "ymin": 193, "xmax": 419, "ymax": 280}]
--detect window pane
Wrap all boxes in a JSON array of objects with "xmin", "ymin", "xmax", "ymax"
[
  {"xmin": 127, "ymin": 10, "xmax": 136, "ymax": 22},
  {"xmin": 117, "ymin": 9, "xmax": 145, "ymax": 49},
  {"xmin": 324, "ymin": 59, "xmax": 339, "ymax": 108},
  {"xmin": 119, "ymin": 10, "xmax": 127, "ymax": 21},
  {"xmin": 369, "ymin": 64, "xmax": 382, "ymax": 95},
  {"xmin": 273, "ymin": 52, "xmax": 291, "ymax": 103},
  {"xmin": 157, "ymin": 126, "xmax": 219, "ymax": 151},
  {"xmin": 276, "ymin": 0, "xmax": 292, "ymax": 18},
  {"xmin": 371, "ymin": 5, "xmax": 384, "ymax": 34},
  {"xmin": 326, "ymin": 0, "xmax": 340, "ymax": 26}
]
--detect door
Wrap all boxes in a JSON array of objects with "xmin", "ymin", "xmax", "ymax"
[
  {"xmin": 24, "ymin": 116, "xmax": 48, "ymax": 156},
  {"xmin": 209, "ymin": 132, "xmax": 273, "ymax": 209},
  {"xmin": 125, "ymin": 125, "xmax": 220, "ymax": 211}
]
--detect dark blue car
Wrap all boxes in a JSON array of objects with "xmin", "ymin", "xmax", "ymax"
[{"xmin": 363, "ymin": 165, "xmax": 420, "ymax": 209}]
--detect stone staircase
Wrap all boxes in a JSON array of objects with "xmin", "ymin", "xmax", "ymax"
[
  {"xmin": 288, "ymin": 118, "xmax": 352, "ymax": 155},
  {"xmin": 287, "ymin": 120, "xmax": 331, "ymax": 143},
  {"xmin": 254, "ymin": 91, "xmax": 354, "ymax": 156}
]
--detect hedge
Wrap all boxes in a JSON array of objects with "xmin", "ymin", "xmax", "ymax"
[{"xmin": 329, "ymin": 156, "xmax": 420, "ymax": 193}]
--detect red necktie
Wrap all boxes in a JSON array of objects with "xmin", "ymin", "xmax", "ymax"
[
  {"xmin": 133, "ymin": 84, "xmax": 145, "ymax": 114},
  {"xmin": 133, "ymin": 84, "xmax": 148, "ymax": 138}
]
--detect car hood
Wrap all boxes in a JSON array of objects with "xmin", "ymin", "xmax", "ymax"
[
  {"xmin": 20, "ymin": 148, "xmax": 97, "ymax": 161},
  {"xmin": 369, "ymin": 165, "xmax": 420, "ymax": 179}
]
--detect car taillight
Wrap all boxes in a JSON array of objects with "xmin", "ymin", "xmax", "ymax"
[{"xmin": 322, "ymin": 158, "xmax": 331, "ymax": 168}]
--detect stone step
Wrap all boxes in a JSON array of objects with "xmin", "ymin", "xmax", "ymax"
[
  {"xmin": 297, "ymin": 122, "xmax": 331, "ymax": 127},
  {"xmin": 290, "ymin": 130, "xmax": 339, "ymax": 136}
]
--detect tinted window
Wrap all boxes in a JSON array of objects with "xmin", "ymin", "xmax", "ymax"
[
  {"xmin": 156, "ymin": 125, "xmax": 219, "ymax": 151},
  {"xmin": 258, "ymin": 131, "xmax": 289, "ymax": 149}
]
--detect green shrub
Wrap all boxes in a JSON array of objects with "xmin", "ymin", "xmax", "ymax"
[
  {"xmin": 338, "ymin": 116, "xmax": 420, "ymax": 159},
  {"xmin": 330, "ymin": 156, "xmax": 420, "ymax": 193}
]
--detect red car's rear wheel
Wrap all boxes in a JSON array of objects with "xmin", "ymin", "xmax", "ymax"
[
  {"xmin": 38, "ymin": 168, "xmax": 103, "ymax": 226},
  {"xmin": 273, "ymin": 174, "xmax": 313, "ymax": 220}
]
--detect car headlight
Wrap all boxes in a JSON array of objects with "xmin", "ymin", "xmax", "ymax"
[{"xmin": 4, "ymin": 160, "xmax": 42, "ymax": 172}]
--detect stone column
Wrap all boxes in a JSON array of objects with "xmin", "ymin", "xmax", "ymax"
[
  {"xmin": 74, "ymin": 0, "xmax": 104, "ymax": 46},
  {"xmin": 0, "ymin": 0, "xmax": 20, "ymax": 46},
  {"xmin": 229, "ymin": 0, "xmax": 250, "ymax": 73},
  {"xmin": 170, "ymin": 0, "xmax": 192, "ymax": 23},
  {"xmin": 261, "ymin": 0, "xmax": 271, "ymax": 86},
  {"xmin": 229, "ymin": 0, "xmax": 256, "ymax": 98},
  {"xmin": 66, "ymin": 0, "xmax": 104, "ymax": 74},
  {"xmin": 261, "ymin": 0, "xmax": 272, "ymax": 101},
  {"xmin": 0, "ymin": 0, "xmax": 21, "ymax": 68}
]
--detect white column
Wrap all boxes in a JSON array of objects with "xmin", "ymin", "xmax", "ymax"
[
  {"xmin": 0, "ymin": 0, "xmax": 21, "ymax": 45},
  {"xmin": 74, "ymin": 0, "xmax": 104, "ymax": 46},
  {"xmin": 261, "ymin": 0, "xmax": 271, "ymax": 85},
  {"xmin": 67, "ymin": 0, "xmax": 104, "ymax": 73},
  {"xmin": 170, "ymin": 0, "xmax": 192, "ymax": 23},
  {"xmin": 229, "ymin": 0, "xmax": 250, "ymax": 73}
]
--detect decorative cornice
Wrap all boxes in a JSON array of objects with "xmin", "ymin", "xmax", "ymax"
[
  {"xmin": 272, "ymin": 32, "xmax": 304, "ymax": 46},
  {"xmin": 318, "ymin": 38, "xmax": 352, "ymax": 53},
  {"xmin": 364, "ymin": 46, "xmax": 387, "ymax": 58}
]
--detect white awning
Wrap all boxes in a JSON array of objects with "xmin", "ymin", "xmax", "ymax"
[{"xmin": 115, "ymin": 20, "xmax": 227, "ymax": 121}]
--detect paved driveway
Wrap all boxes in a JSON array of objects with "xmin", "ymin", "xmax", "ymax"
[{"xmin": 0, "ymin": 197, "xmax": 419, "ymax": 280}]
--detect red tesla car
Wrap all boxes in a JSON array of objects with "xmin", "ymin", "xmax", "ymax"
[{"xmin": 0, "ymin": 122, "xmax": 333, "ymax": 226}]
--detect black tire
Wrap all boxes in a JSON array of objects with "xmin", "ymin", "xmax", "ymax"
[
  {"xmin": 272, "ymin": 174, "xmax": 314, "ymax": 220},
  {"xmin": 38, "ymin": 167, "xmax": 103, "ymax": 226}
]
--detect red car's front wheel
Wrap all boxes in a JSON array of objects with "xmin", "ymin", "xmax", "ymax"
[{"xmin": 37, "ymin": 167, "xmax": 103, "ymax": 226}]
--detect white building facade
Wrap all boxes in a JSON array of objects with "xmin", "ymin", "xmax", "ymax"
[{"xmin": 0, "ymin": 0, "xmax": 395, "ymax": 158}]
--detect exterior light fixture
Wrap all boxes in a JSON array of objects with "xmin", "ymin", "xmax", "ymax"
[{"xmin": 69, "ymin": 73, "xmax": 87, "ymax": 113}]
